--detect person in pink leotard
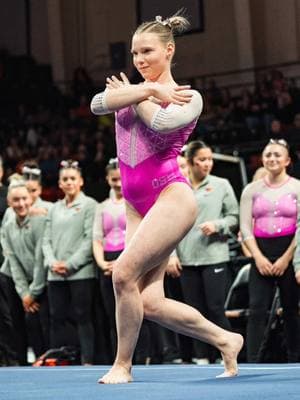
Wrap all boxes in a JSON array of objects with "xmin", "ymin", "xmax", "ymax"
[
  {"xmin": 240, "ymin": 138, "xmax": 300, "ymax": 362},
  {"xmin": 93, "ymin": 158, "xmax": 126, "ymax": 357},
  {"xmin": 90, "ymin": 11, "xmax": 243, "ymax": 383}
]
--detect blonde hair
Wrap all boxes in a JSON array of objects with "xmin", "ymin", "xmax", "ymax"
[
  {"xmin": 134, "ymin": 10, "xmax": 190, "ymax": 46},
  {"xmin": 7, "ymin": 173, "xmax": 23, "ymax": 184},
  {"xmin": 7, "ymin": 179, "xmax": 28, "ymax": 195}
]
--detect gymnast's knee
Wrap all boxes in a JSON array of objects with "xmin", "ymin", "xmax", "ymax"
[
  {"xmin": 142, "ymin": 294, "xmax": 162, "ymax": 320},
  {"xmin": 112, "ymin": 267, "xmax": 135, "ymax": 295}
]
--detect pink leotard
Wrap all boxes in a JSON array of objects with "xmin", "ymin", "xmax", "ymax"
[
  {"xmin": 240, "ymin": 176, "xmax": 300, "ymax": 240},
  {"xmin": 115, "ymin": 106, "xmax": 197, "ymax": 216},
  {"xmin": 252, "ymin": 192, "xmax": 297, "ymax": 237},
  {"xmin": 93, "ymin": 199, "xmax": 126, "ymax": 252}
]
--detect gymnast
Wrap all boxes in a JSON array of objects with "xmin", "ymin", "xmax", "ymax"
[{"xmin": 90, "ymin": 11, "xmax": 243, "ymax": 384}]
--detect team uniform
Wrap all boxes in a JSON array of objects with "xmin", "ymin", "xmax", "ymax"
[
  {"xmin": 240, "ymin": 176, "xmax": 300, "ymax": 362},
  {"xmin": 91, "ymin": 90, "xmax": 203, "ymax": 215}
]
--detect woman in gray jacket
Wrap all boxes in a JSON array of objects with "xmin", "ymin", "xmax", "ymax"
[
  {"xmin": 43, "ymin": 160, "xmax": 97, "ymax": 365},
  {"xmin": 168, "ymin": 140, "xmax": 239, "ymax": 364},
  {"xmin": 2, "ymin": 180, "xmax": 49, "ymax": 359}
]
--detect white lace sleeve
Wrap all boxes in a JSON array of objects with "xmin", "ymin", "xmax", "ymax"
[
  {"xmin": 240, "ymin": 183, "xmax": 256, "ymax": 241},
  {"xmin": 150, "ymin": 90, "xmax": 203, "ymax": 133},
  {"xmin": 90, "ymin": 90, "xmax": 112, "ymax": 115}
]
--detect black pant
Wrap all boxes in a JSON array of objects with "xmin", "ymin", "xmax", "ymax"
[
  {"xmin": 180, "ymin": 263, "xmax": 231, "ymax": 360},
  {"xmin": 0, "ymin": 275, "xmax": 19, "ymax": 364},
  {"xmin": 0, "ymin": 273, "xmax": 27, "ymax": 365},
  {"xmin": 26, "ymin": 291, "xmax": 50, "ymax": 358},
  {"xmin": 247, "ymin": 263, "xmax": 299, "ymax": 362},
  {"xmin": 48, "ymin": 279, "xmax": 95, "ymax": 364},
  {"xmin": 163, "ymin": 275, "xmax": 188, "ymax": 361}
]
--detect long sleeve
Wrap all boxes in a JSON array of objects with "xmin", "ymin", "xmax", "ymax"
[
  {"xmin": 91, "ymin": 84, "xmax": 153, "ymax": 115},
  {"xmin": 65, "ymin": 200, "xmax": 96, "ymax": 271},
  {"xmin": 92, "ymin": 203, "xmax": 104, "ymax": 242},
  {"xmin": 293, "ymin": 229, "xmax": 300, "ymax": 272},
  {"xmin": 2, "ymin": 230, "xmax": 30, "ymax": 299},
  {"xmin": 90, "ymin": 90, "xmax": 112, "ymax": 115},
  {"xmin": 29, "ymin": 219, "xmax": 47, "ymax": 298},
  {"xmin": 240, "ymin": 183, "xmax": 255, "ymax": 241},
  {"xmin": 42, "ymin": 210, "xmax": 57, "ymax": 269},
  {"xmin": 148, "ymin": 90, "xmax": 203, "ymax": 133},
  {"xmin": 213, "ymin": 180, "xmax": 239, "ymax": 234},
  {"xmin": 292, "ymin": 181, "xmax": 300, "ymax": 273}
]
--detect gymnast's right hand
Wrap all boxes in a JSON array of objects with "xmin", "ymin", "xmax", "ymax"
[
  {"xmin": 166, "ymin": 256, "xmax": 182, "ymax": 278},
  {"xmin": 254, "ymin": 254, "xmax": 273, "ymax": 276},
  {"xmin": 101, "ymin": 260, "xmax": 114, "ymax": 276}
]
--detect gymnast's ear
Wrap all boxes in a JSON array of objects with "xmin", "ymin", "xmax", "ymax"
[{"xmin": 166, "ymin": 42, "xmax": 175, "ymax": 59}]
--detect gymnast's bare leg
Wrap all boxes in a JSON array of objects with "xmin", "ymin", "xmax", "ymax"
[{"xmin": 98, "ymin": 183, "xmax": 243, "ymax": 383}]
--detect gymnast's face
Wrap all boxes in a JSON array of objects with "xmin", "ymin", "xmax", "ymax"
[
  {"xmin": 262, "ymin": 144, "xmax": 290, "ymax": 175},
  {"xmin": 189, "ymin": 148, "xmax": 214, "ymax": 181},
  {"xmin": 8, "ymin": 187, "xmax": 32, "ymax": 219},
  {"xmin": 26, "ymin": 180, "xmax": 42, "ymax": 204},
  {"xmin": 131, "ymin": 32, "xmax": 174, "ymax": 81},
  {"xmin": 177, "ymin": 155, "xmax": 189, "ymax": 179},
  {"xmin": 59, "ymin": 168, "xmax": 83, "ymax": 198},
  {"xmin": 107, "ymin": 168, "xmax": 122, "ymax": 199}
]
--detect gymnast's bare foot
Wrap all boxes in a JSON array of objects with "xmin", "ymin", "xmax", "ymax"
[
  {"xmin": 216, "ymin": 332, "xmax": 244, "ymax": 378},
  {"xmin": 98, "ymin": 365, "xmax": 133, "ymax": 384}
]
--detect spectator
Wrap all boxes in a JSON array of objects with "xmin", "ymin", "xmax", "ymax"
[
  {"xmin": 43, "ymin": 160, "xmax": 97, "ymax": 365},
  {"xmin": 240, "ymin": 138, "xmax": 300, "ymax": 362},
  {"xmin": 1, "ymin": 181, "xmax": 49, "ymax": 359},
  {"xmin": 168, "ymin": 140, "xmax": 239, "ymax": 364},
  {"xmin": 93, "ymin": 158, "xmax": 125, "ymax": 357},
  {"xmin": 22, "ymin": 161, "xmax": 53, "ymax": 214}
]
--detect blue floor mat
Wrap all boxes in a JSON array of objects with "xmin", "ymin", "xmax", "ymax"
[{"xmin": 0, "ymin": 364, "xmax": 299, "ymax": 400}]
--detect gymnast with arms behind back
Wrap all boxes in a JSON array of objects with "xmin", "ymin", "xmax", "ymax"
[{"xmin": 90, "ymin": 11, "xmax": 243, "ymax": 384}]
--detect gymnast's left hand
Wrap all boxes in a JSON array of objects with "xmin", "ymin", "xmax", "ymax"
[
  {"xmin": 52, "ymin": 261, "xmax": 69, "ymax": 276},
  {"xmin": 199, "ymin": 221, "xmax": 217, "ymax": 236},
  {"xmin": 106, "ymin": 72, "xmax": 130, "ymax": 89},
  {"xmin": 271, "ymin": 255, "xmax": 289, "ymax": 276}
]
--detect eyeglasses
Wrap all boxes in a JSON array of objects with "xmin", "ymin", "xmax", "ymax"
[
  {"xmin": 60, "ymin": 160, "xmax": 81, "ymax": 170},
  {"xmin": 268, "ymin": 138, "xmax": 289, "ymax": 149}
]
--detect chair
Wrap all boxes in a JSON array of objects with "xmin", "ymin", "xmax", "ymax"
[{"xmin": 225, "ymin": 263, "xmax": 251, "ymax": 318}]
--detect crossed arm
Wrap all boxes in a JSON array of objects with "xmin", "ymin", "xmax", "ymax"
[{"xmin": 90, "ymin": 73, "xmax": 203, "ymax": 132}]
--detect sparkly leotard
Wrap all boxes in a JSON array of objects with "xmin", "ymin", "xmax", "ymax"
[
  {"xmin": 93, "ymin": 198, "xmax": 126, "ymax": 252},
  {"xmin": 115, "ymin": 106, "xmax": 197, "ymax": 216},
  {"xmin": 240, "ymin": 176, "xmax": 300, "ymax": 240}
]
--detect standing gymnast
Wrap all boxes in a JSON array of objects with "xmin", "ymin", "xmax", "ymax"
[{"xmin": 91, "ymin": 11, "xmax": 243, "ymax": 383}]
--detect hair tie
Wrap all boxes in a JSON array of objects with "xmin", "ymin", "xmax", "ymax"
[
  {"xmin": 155, "ymin": 15, "xmax": 172, "ymax": 29},
  {"xmin": 60, "ymin": 160, "xmax": 81, "ymax": 170},
  {"xmin": 22, "ymin": 166, "xmax": 41, "ymax": 176}
]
